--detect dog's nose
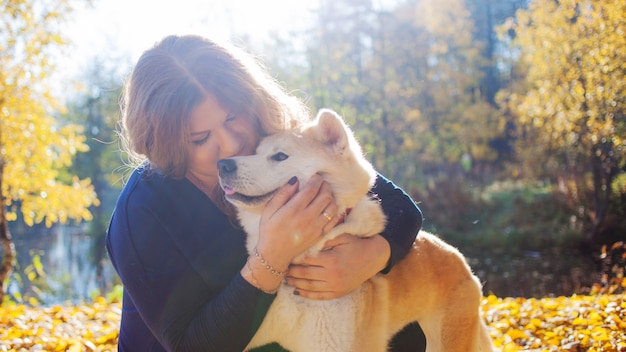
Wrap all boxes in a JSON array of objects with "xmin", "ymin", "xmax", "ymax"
[{"xmin": 217, "ymin": 159, "xmax": 237, "ymax": 174}]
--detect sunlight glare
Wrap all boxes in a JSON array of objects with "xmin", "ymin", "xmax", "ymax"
[{"xmin": 66, "ymin": 0, "xmax": 318, "ymax": 67}]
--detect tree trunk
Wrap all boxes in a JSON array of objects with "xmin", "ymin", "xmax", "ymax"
[
  {"xmin": 0, "ymin": 160, "xmax": 16, "ymax": 301},
  {"xmin": 584, "ymin": 150, "xmax": 613, "ymax": 247}
]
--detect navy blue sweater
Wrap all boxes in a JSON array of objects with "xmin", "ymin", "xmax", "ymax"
[{"xmin": 106, "ymin": 166, "xmax": 423, "ymax": 351}]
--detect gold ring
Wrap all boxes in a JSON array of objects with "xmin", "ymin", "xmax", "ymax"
[{"xmin": 322, "ymin": 211, "xmax": 333, "ymax": 221}]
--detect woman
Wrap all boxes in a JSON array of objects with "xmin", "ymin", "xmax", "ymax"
[{"xmin": 106, "ymin": 34, "xmax": 425, "ymax": 351}]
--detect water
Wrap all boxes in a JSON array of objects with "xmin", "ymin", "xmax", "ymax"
[{"xmin": 8, "ymin": 224, "xmax": 117, "ymax": 305}]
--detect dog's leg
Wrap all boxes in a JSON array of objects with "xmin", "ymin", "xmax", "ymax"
[
  {"xmin": 349, "ymin": 277, "xmax": 393, "ymax": 352},
  {"xmin": 384, "ymin": 232, "xmax": 497, "ymax": 352},
  {"xmin": 478, "ymin": 319, "xmax": 497, "ymax": 352},
  {"xmin": 438, "ymin": 277, "xmax": 488, "ymax": 352}
]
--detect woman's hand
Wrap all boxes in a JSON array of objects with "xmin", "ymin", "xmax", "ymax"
[
  {"xmin": 285, "ymin": 234, "xmax": 391, "ymax": 300},
  {"xmin": 255, "ymin": 174, "xmax": 341, "ymax": 272}
]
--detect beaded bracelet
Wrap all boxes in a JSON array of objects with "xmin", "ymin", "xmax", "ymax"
[
  {"xmin": 253, "ymin": 247, "xmax": 288, "ymax": 277},
  {"xmin": 246, "ymin": 257, "xmax": 279, "ymax": 295}
]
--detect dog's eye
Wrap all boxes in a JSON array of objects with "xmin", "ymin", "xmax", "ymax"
[{"xmin": 271, "ymin": 152, "xmax": 289, "ymax": 161}]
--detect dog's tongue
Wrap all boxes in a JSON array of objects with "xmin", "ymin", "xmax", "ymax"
[{"xmin": 223, "ymin": 186, "xmax": 236, "ymax": 195}]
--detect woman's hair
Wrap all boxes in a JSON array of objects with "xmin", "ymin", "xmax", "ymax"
[{"xmin": 119, "ymin": 34, "xmax": 310, "ymax": 178}]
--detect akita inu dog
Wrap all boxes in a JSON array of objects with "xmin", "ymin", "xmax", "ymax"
[{"xmin": 218, "ymin": 109, "xmax": 497, "ymax": 352}]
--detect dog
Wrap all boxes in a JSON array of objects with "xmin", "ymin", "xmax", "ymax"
[{"xmin": 218, "ymin": 109, "xmax": 497, "ymax": 352}]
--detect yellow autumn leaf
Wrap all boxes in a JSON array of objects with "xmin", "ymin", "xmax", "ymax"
[
  {"xmin": 506, "ymin": 328, "xmax": 529, "ymax": 340},
  {"xmin": 588, "ymin": 311, "xmax": 604, "ymax": 322},
  {"xmin": 27, "ymin": 297, "xmax": 39, "ymax": 306},
  {"xmin": 591, "ymin": 327, "xmax": 612, "ymax": 342},
  {"xmin": 547, "ymin": 337, "xmax": 561, "ymax": 346}
]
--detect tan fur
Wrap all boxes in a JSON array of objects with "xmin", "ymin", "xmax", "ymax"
[{"xmin": 218, "ymin": 109, "xmax": 497, "ymax": 352}]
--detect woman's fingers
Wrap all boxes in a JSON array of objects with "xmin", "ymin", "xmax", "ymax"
[
  {"xmin": 286, "ymin": 264, "xmax": 342, "ymax": 300},
  {"xmin": 258, "ymin": 174, "xmax": 339, "ymax": 261},
  {"xmin": 310, "ymin": 179, "xmax": 341, "ymax": 233},
  {"xmin": 263, "ymin": 176, "xmax": 299, "ymax": 216},
  {"xmin": 268, "ymin": 174, "xmax": 338, "ymax": 232}
]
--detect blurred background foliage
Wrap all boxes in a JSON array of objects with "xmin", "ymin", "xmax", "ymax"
[
  {"xmin": 263, "ymin": 0, "xmax": 626, "ymax": 277},
  {"xmin": 0, "ymin": 0, "xmax": 624, "ymax": 302}
]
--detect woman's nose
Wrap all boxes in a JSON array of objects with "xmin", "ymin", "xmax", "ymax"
[{"xmin": 216, "ymin": 127, "xmax": 240, "ymax": 158}]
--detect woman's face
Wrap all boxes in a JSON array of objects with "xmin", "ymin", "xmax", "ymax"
[{"xmin": 186, "ymin": 94, "xmax": 260, "ymax": 188}]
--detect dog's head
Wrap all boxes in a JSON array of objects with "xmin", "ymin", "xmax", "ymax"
[{"xmin": 217, "ymin": 109, "xmax": 376, "ymax": 213}]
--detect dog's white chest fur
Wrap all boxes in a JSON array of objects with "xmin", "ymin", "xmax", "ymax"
[
  {"xmin": 241, "ymin": 195, "xmax": 386, "ymax": 352},
  {"xmin": 250, "ymin": 285, "xmax": 363, "ymax": 351}
]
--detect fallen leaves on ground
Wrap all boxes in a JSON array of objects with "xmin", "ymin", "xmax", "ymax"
[
  {"xmin": 1, "ymin": 294, "xmax": 625, "ymax": 351},
  {"xmin": 0, "ymin": 297, "xmax": 120, "ymax": 351},
  {"xmin": 484, "ymin": 294, "xmax": 626, "ymax": 351}
]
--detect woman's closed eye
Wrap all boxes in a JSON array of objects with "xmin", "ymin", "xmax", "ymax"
[
  {"xmin": 191, "ymin": 114, "xmax": 237, "ymax": 146},
  {"xmin": 192, "ymin": 132, "xmax": 211, "ymax": 146}
]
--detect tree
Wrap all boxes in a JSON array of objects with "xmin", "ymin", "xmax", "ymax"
[
  {"xmin": 0, "ymin": 0, "xmax": 98, "ymax": 299},
  {"xmin": 402, "ymin": 0, "xmax": 502, "ymax": 170},
  {"xmin": 273, "ymin": 0, "xmax": 503, "ymax": 190},
  {"xmin": 500, "ymin": 0, "xmax": 626, "ymax": 245},
  {"xmin": 466, "ymin": 0, "xmax": 527, "ymax": 104},
  {"xmin": 371, "ymin": 0, "xmax": 503, "ymax": 185}
]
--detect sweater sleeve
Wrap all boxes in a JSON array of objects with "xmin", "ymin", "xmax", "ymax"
[
  {"xmin": 106, "ymin": 205, "xmax": 273, "ymax": 352},
  {"xmin": 371, "ymin": 173, "xmax": 423, "ymax": 274},
  {"xmin": 105, "ymin": 170, "xmax": 274, "ymax": 352}
]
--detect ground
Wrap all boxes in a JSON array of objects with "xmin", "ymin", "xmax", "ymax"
[{"xmin": 1, "ymin": 294, "xmax": 625, "ymax": 351}]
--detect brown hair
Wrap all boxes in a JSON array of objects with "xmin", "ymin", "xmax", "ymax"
[{"xmin": 120, "ymin": 34, "xmax": 309, "ymax": 178}]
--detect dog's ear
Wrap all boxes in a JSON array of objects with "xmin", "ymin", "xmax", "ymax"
[{"xmin": 309, "ymin": 109, "xmax": 352, "ymax": 155}]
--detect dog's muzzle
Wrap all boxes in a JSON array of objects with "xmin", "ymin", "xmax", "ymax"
[
  {"xmin": 217, "ymin": 158, "xmax": 278, "ymax": 207},
  {"xmin": 217, "ymin": 158, "xmax": 239, "ymax": 197}
]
